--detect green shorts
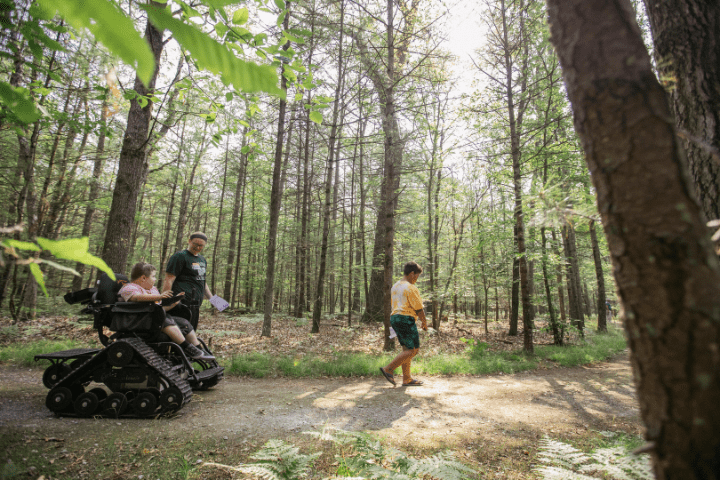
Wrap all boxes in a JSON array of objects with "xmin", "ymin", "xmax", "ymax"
[{"xmin": 390, "ymin": 314, "xmax": 420, "ymax": 349}]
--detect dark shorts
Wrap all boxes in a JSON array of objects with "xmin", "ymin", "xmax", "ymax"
[
  {"xmin": 390, "ymin": 314, "xmax": 420, "ymax": 349},
  {"xmin": 163, "ymin": 314, "xmax": 193, "ymax": 336}
]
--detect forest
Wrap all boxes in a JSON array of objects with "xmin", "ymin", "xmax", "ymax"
[
  {"xmin": 2, "ymin": 0, "xmax": 720, "ymax": 478},
  {"xmin": 0, "ymin": 0, "xmax": 616, "ymax": 342}
]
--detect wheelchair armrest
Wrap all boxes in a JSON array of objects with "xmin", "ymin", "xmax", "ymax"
[{"xmin": 111, "ymin": 302, "xmax": 159, "ymax": 314}]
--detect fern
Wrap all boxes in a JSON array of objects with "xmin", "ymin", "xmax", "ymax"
[
  {"xmin": 535, "ymin": 435, "xmax": 653, "ymax": 480},
  {"xmin": 202, "ymin": 439, "xmax": 319, "ymax": 480},
  {"xmin": 307, "ymin": 427, "xmax": 478, "ymax": 480},
  {"xmin": 202, "ymin": 428, "xmax": 477, "ymax": 480}
]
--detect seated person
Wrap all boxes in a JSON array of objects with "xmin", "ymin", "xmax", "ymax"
[{"xmin": 118, "ymin": 262, "xmax": 214, "ymax": 362}]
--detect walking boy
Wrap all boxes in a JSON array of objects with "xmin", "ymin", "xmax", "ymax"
[{"xmin": 380, "ymin": 261, "xmax": 428, "ymax": 387}]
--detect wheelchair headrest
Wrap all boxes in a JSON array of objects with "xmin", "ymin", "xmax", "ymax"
[{"xmin": 96, "ymin": 272, "xmax": 129, "ymax": 305}]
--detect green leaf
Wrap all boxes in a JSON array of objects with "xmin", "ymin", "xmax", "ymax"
[
  {"xmin": 178, "ymin": 0, "xmax": 201, "ymax": 19},
  {"xmin": 254, "ymin": 33, "xmax": 267, "ymax": 46},
  {"xmin": 35, "ymin": 237, "xmax": 115, "ymax": 280},
  {"xmin": 1, "ymin": 239, "xmax": 41, "ymax": 251},
  {"xmin": 283, "ymin": 31, "xmax": 304, "ymax": 44},
  {"xmin": 0, "ymin": 82, "xmax": 41, "ymax": 124},
  {"xmin": 136, "ymin": 95, "xmax": 149, "ymax": 108},
  {"xmin": 203, "ymin": 0, "xmax": 245, "ymax": 8},
  {"xmin": 273, "ymin": 0, "xmax": 286, "ymax": 11},
  {"xmin": 309, "ymin": 110, "xmax": 323, "ymax": 124},
  {"xmin": 282, "ymin": 68, "xmax": 297, "ymax": 83},
  {"xmin": 35, "ymin": 0, "xmax": 155, "ymax": 86},
  {"xmin": 226, "ymin": 92, "xmax": 233, "ymax": 102},
  {"xmin": 288, "ymin": 27, "xmax": 312, "ymax": 37},
  {"xmin": 232, "ymin": 7, "xmax": 249, "ymax": 25},
  {"xmin": 214, "ymin": 22, "xmax": 228, "ymax": 38},
  {"xmin": 41, "ymin": 258, "xmax": 80, "ymax": 276},
  {"xmin": 28, "ymin": 263, "xmax": 48, "ymax": 296},
  {"xmin": 276, "ymin": 10, "xmax": 286, "ymax": 28},
  {"xmin": 142, "ymin": 5, "xmax": 284, "ymax": 98}
]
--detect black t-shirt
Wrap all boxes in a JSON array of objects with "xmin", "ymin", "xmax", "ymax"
[{"xmin": 165, "ymin": 249, "xmax": 207, "ymax": 304}]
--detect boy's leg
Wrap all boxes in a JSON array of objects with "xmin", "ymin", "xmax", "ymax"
[
  {"xmin": 383, "ymin": 345, "xmax": 414, "ymax": 374},
  {"xmin": 161, "ymin": 325, "xmax": 186, "ymax": 344},
  {"xmin": 185, "ymin": 330, "xmax": 202, "ymax": 347},
  {"xmin": 400, "ymin": 348, "xmax": 419, "ymax": 384}
]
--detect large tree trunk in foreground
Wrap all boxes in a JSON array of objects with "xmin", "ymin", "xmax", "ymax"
[
  {"xmin": 546, "ymin": 1, "xmax": 720, "ymax": 478},
  {"xmin": 642, "ymin": 0, "xmax": 720, "ymax": 223},
  {"xmin": 101, "ymin": 3, "xmax": 164, "ymax": 272}
]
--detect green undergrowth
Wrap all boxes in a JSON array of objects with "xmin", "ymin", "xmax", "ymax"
[
  {"xmin": 536, "ymin": 328, "xmax": 627, "ymax": 367},
  {"xmin": 0, "ymin": 325, "xmax": 626, "ymax": 377},
  {"xmin": 0, "ymin": 425, "xmax": 480, "ymax": 480},
  {"xmin": 535, "ymin": 431, "xmax": 651, "ymax": 480},
  {"xmin": 224, "ymin": 327, "xmax": 627, "ymax": 378},
  {"xmin": 0, "ymin": 339, "xmax": 92, "ymax": 366}
]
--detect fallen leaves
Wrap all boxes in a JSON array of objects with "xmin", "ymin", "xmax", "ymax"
[{"xmin": 0, "ymin": 311, "xmax": 562, "ymax": 361}]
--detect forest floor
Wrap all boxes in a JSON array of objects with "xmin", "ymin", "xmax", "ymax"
[{"xmin": 0, "ymin": 309, "xmax": 642, "ymax": 479}]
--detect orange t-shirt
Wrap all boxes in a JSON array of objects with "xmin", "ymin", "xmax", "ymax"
[{"xmin": 390, "ymin": 279, "xmax": 423, "ymax": 319}]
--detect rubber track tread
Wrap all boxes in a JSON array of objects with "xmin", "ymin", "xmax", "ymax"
[{"xmin": 48, "ymin": 338, "xmax": 192, "ymax": 418}]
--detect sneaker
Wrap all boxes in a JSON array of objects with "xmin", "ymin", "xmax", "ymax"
[{"xmin": 184, "ymin": 343, "xmax": 215, "ymax": 361}]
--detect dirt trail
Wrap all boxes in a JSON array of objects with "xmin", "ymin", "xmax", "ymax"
[{"xmin": 1, "ymin": 353, "xmax": 641, "ymax": 453}]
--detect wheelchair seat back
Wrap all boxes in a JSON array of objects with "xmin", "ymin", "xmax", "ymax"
[{"xmin": 97, "ymin": 272, "xmax": 130, "ymax": 305}]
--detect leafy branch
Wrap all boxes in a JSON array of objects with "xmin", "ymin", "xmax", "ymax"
[{"xmin": 1, "ymin": 235, "xmax": 114, "ymax": 296}]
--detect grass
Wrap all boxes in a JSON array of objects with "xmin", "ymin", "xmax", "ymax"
[
  {"xmin": 0, "ymin": 339, "xmax": 92, "ymax": 366},
  {"xmin": 0, "ymin": 320, "xmax": 627, "ymax": 377},
  {"xmin": 224, "ymin": 326, "xmax": 627, "ymax": 378},
  {"xmin": 536, "ymin": 328, "xmax": 627, "ymax": 367}
]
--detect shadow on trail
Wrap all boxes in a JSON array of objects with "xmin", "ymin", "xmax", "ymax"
[{"xmin": 0, "ymin": 354, "xmax": 642, "ymax": 450}]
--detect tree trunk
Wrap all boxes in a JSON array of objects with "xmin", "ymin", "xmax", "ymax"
[
  {"xmin": 642, "ymin": 0, "xmax": 720, "ymax": 223},
  {"xmin": 223, "ymin": 127, "xmax": 249, "ymax": 301},
  {"xmin": 542, "ymin": 226, "xmax": 562, "ymax": 344},
  {"xmin": 312, "ymin": 3, "xmax": 345, "ymax": 333},
  {"xmin": 100, "ymin": 2, "xmax": 164, "ymax": 272},
  {"xmin": 546, "ymin": 1, "xmax": 720, "ymax": 477},
  {"xmin": 551, "ymin": 229, "xmax": 567, "ymax": 325},
  {"xmin": 562, "ymin": 222, "xmax": 584, "ymax": 335},
  {"xmin": 262, "ymin": 1, "xmax": 291, "ymax": 337},
  {"xmin": 156, "ymin": 121, "xmax": 185, "ymax": 289},
  {"xmin": 73, "ymin": 92, "xmax": 109, "ymax": 290},
  {"xmin": 509, "ymin": 253, "xmax": 519, "ymax": 335},
  {"xmin": 211, "ymin": 136, "xmax": 231, "ymax": 294}
]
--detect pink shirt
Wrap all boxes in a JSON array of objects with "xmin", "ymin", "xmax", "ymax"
[{"xmin": 118, "ymin": 282, "xmax": 161, "ymax": 304}]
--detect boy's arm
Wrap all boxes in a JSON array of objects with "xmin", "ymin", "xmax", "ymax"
[
  {"xmin": 125, "ymin": 293, "xmax": 163, "ymax": 303},
  {"xmin": 416, "ymin": 309, "xmax": 428, "ymax": 330}
]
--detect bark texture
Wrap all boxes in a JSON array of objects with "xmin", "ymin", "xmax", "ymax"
[
  {"xmin": 547, "ymin": 0, "xmax": 720, "ymax": 478},
  {"xmin": 100, "ymin": 3, "xmax": 164, "ymax": 272},
  {"xmin": 642, "ymin": 0, "xmax": 720, "ymax": 223}
]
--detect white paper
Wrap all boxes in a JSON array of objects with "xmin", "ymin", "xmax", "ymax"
[{"xmin": 210, "ymin": 295, "xmax": 229, "ymax": 312}]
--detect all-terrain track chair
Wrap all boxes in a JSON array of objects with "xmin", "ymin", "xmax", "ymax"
[{"xmin": 35, "ymin": 273, "xmax": 224, "ymax": 418}]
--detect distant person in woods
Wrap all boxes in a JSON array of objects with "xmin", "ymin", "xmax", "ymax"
[
  {"xmin": 379, "ymin": 261, "xmax": 428, "ymax": 387},
  {"xmin": 163, "ymin": 232, "xmax": 215, "ymax": 331},
  {"xmin": 119, "ymin": 262, "xmax": 214, "ymax": 361},
  {"xmin": 606, "ymin": 300, "xmax": 613, "ymax": 324}
]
